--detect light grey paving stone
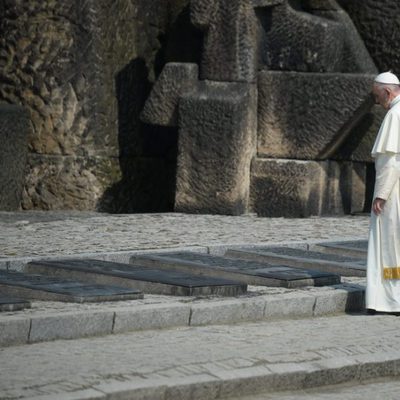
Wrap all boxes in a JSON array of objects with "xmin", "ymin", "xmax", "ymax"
[
  {"xmin": 189, "ymin": 298, "xmax": 266, "ymax": 326},
  {"xmin": 0, "ymin": 315, "xmax": 30, "ymax": 346},
  {"xmin": 29, "ymin": 311, "xmax": 114, "ymax": 343},
  {"xmin": 113, "ymin": 303, "xmax": 191, "ymax": 332},
  {"xmin": 264, "ymin": 292, "xmax": 315, "ymax": 319},
  {"xmin": 30, "ymin": 389, "xmax": 105, "ymax": 400}
]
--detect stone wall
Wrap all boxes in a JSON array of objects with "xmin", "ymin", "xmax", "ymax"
[{"xmin": 0, "ymin": 0, "xmax": 199, "ymax": 211}]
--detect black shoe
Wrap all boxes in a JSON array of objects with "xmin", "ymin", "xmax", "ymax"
[{"xmin": 366, "ymin": 308, "xmax": 376, "ymax": 315}]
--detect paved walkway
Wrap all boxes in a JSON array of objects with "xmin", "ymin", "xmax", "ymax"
[
  {"xmin": 1, "ymin": 314, "xmax": 400, "ymax": 399},
  {"xmin": 0, "ymin": 211, "xmax": 377, "ymax": 399},
  {"xmin": 0, "ymin": 211, "xmax": 370, "ymax": 259}
]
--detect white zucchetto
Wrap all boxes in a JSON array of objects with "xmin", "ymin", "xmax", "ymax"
[{"xmin": 374, "ymin": 71, "xmax": 400, "ymax": 85}]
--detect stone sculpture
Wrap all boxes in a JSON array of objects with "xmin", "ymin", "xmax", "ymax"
[{"xmin": 142, "ymin": 0, "xmax": 377, "ymax": 216}]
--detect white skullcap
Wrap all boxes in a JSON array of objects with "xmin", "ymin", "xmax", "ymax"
[{"xmin": 374, "ymin": 71, "xmax": 400, "ymax": 85}]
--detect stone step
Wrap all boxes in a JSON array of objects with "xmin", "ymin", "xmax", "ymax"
[
  {"xmin": 0, "ymin": 281, "xmax": 365, "ymax": 347},
  {"xmin": 225, "ymin": 247, "xmax": 366, "ymax": 277},
  {"xmin": 0, "ymin": 297, "xmax": 31, "ymax": 312},
  {"xmin": 26, "ymin": 259, "xmax": 247, "ymax": 297},
  {"xmin": 130, "ymin": 252, "xmax": 340, "ymax": 288},
  {"xmin": 1, "ymin": 314, "xmax": 398, "ymax": 400},
  {"xmin": 0, "ymin": 270, "xmax": 143, "ymax": 303},
  {"xmin": 310, "ymin": 240, "xmax": 368, "ymax": 258}
]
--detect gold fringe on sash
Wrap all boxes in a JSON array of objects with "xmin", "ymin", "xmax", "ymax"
[{"xmin": 383, "ymin": 267, "xmax": 400, "ymax": 280}]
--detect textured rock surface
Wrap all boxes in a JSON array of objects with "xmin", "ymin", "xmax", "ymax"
[
  {"xmin": 191, "ymin": 0, "xmax": 258, "ymax": 82},
  {"xmin": 258, "ymin": 1, "xmax": 344, "ymax": 72},
  {"xmin": 250, "ymin": 159, "xmax": 367, "ymax": 217},
  {"xmin": 338, "ymin": 0, "xmax": 400, "ymax": 75},
  {"xmin": 175, "ymin": 81, "xmax": 257, "ymax": 215},
  {"xmin": 257, "ymin": 71, "xmax": 375, "ymax": 160},
  {"xmin": 0, "ymin": 105, "xmax": 30, "ymax": 210},
  {"xmin": 140, "ymin": 63, "xmax": 198, "ymax": 127},
  {"xmin": 0, "ymin": 0, "xmax": 187, "ymax": 211}
]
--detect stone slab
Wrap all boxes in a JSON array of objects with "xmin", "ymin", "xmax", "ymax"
[
  {"xmin": 130, "ymin": 252, "xmax": 340, "ymax": 288},
  {"xmin": 0, "ymin": 270, "xmax": 143, "ymax": 303},
  {"xmin": 310, "ymin": 240, "xmax": 368, "ymax": 258},
  {"xmin": 226, "ymin": 247, "xmax": 366, "ymax": 277},
  {"xmin": 26, "ymin": 259, "xmax": 247, "ymax": 297},
  {"xmin": 0, "ymin": 297, "xmax": 31, "ymax": 311}
]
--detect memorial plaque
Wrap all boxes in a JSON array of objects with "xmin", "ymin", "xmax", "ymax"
[
  {"xmin": 130, "ymin": 252, "xmax": 340, "ymax": 288},
  {"xmin": 310, "ymin": 240, "xmax": 368, "ymax": 258},
  {"xmin": 225, "ymin": 247, "xmax": 366, "ymax": 277},
  {"xmin": 0, "ymin": 270, "xmax": 143, "ymax": 303},
  {"xmin": 26, "ymin": 259, "xmax": 247, "ymax": 296},
  {"xmin": 0, "ymin": 297, "xmax": 31, "ymax": 312}
]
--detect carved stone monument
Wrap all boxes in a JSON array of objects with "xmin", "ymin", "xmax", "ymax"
[{"xmin": 142, "ymin": 0, "xmax": 378, "ymax": 216}]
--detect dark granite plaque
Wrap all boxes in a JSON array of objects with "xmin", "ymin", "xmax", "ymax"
[
  {"xmin": 26, "ymin": 259, "xmax": 247, "ymax": 296},
  {"xmin": 311, "ymin": 240, "xmax": 368, "ymax": 258},
  {"xmin": 130, "ymin": 252, "xmax": 340, "ymax": 288},
  {"xmin": 225, "ymin": 247, "xmax": 366, "ymax": 277},
  {"xmin": 0, "ymin": 297, "xmax": 31, "ymax": 312},
  {"xmin": 0, "ymin": 270, "xmax": 143, "ymax": 303}
]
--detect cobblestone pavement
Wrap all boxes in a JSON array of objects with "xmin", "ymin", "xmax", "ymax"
[
  {"xmin": 0, "ymin": 211, "xmax": 370, "ymax": 258},
  {"xmin": 1, "ymin": 313, "xmax": 400, "ymax": 399}
]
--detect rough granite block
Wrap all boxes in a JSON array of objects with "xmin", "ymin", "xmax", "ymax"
[
  {"xmin": 257, "ymin": 71, "xmax": 374, "ymax": 160},
  {"xmin": 264, "ymin": 293, "xmax": 315, "ymax": 319},
  {"xmin": 0, "ymin": 316, "xmax": 30, "ymax": 346},
  {"xmin": 140, "ymin": 63, "xmax": 198, "ymax": 127},
  {"xmin": 191, "ymin": 0, "xmax": 258, "ymax": 82},
  {"xmin": 29, "ymin": 311, "xmax": 114, "ymax": 343},
  {"xmin": 175, "ymin": 81, "xmax": 257, "ymax": 215},
  {"xmin": 189, "ymin": 298, "xmax": 265, "ymax": 326},
  {"xmin": 113, "ymin": 303, "xmax": 191, "ymax": 333}
]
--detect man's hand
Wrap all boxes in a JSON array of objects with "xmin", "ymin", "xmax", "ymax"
[{"xmin": 372, "ymin": 197, "xmax": 386, "ymax": 215}]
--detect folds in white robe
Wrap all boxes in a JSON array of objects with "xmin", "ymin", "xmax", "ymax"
[{"xmin": 367, "ymin": 95, "xmax": 400, "ymax": 312}]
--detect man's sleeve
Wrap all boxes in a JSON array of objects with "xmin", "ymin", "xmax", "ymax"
[{"xmin": 374, "ymin": 153, "xmax": 400, "ymax": 200}]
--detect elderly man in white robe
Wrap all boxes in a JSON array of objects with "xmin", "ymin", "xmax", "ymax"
[{"xmin": 367, "ymin": 71, "xmax": 400, "ymax": 313}]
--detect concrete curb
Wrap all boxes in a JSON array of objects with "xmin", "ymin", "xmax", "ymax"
[
  {"xmin": 0, "ymin": 285, "xmax": 365, "ymax": 347},
  {"xmin": 28, "ymin": 350, "xmax": 400, "ymax": 400}
]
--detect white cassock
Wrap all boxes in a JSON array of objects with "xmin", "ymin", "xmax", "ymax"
[{"xmin": 366, "ymin": 95, "xmax": 400, "ymax": 312}]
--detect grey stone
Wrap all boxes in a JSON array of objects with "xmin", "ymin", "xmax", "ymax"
[
  {"xmin": 338, "ymin": 0, "xmax": 400, "ymax": 74},
  {"xmin": 175, "ymin": 81, "xmax": 257, "ymax": 215},
  {"xmin": 130, "ymin": 252, "xmax": 340, "ymax": 288},
  {"xmin": 258, "ymin": 1, "xmax": 345, "ymax": 73},
  {"xmin": 27, "ymin": 259, "xmax": 247, "ymax": 297},
  {"xmin": 191, "ymin": 0, "xmax": 258, "ymax": 82},
  {"xmin": 113, "ymin": 303, "xmax": 191, "ymax": 333},
  {"xmin": 0, "ymin": 316, "xmax": 30, "ymax": 346},
  {"xmin": 264, "ymin": 293, "xmax": 315, "ymax": 319},
  {"xmin": 0, "ymin": 270, "xmax": 143, "ymax": 302},
  {"xmin": 301, "ymin": 1, "xmax": 376, "ymax": 74},
  {"xmin": 140, "ymin": 63, "xmax": 198, "ymax": 127},
  {"xmin": 0, "ymin": 105, "xmax": 30, "ymax": 211},
  {"xmin": 250, "ymin": 159, "xmax": 369, "ymax": 217},
  {"xmin": 29, "ymin": 311, "xmax": 114, "ymax": 343},
  {"xmin": 226, "ymin": 247, "xmax": 366, "ymax": 276},
  {"xmin": 257, "ymin": 71, "xmax": 374, "ymax": 160},
  {"xmin": 190, "ymin": 298, "xmax": 266, "ymax": 326}
]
